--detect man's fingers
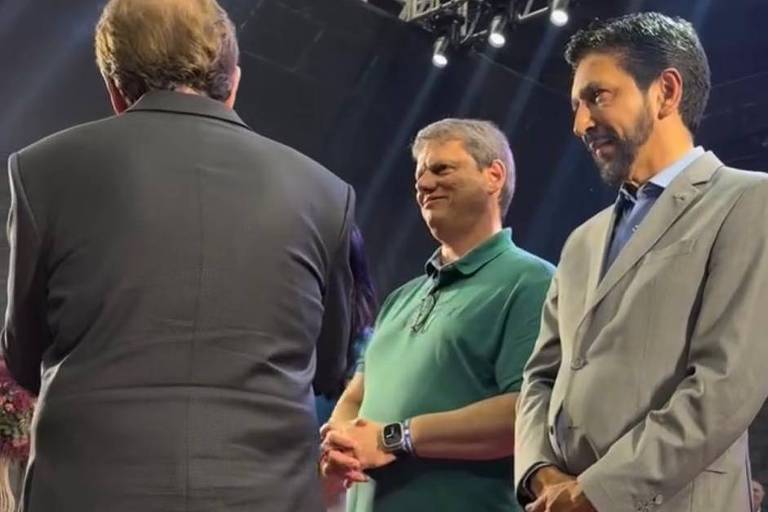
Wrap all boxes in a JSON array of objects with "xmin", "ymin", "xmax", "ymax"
[
  {"xmin": 321, "ymin": 449, "xmax": 369, "ymax": 484},
  {"xmin": 325, "ymin": 449, "xmax": 361, "ymax": 471},
  {"xmin": 525, "ymin": 494, "xmax": 547, "ymax": 512},
  {"xmin": 320, "ymin": 460, "xmax": 355, "ymax": 478},
  {"xmin": 322, "ymin": 430, "xmax": 358, "ymax": 452},
  {"xmin": 319, "ymin": 422, "xmax": 334, "ymax": 440},
  {"xmin": 343, "ymin": 469, "xmax": 369, "ymax": 483}
]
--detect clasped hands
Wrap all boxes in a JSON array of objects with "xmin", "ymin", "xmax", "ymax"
[
  {"xmin": 526, "ymin": 466, "xmax": 597, "ymax": 512},
  {"xmin": 319, "ymin": 418, "xmax": 396, "ymax": 487},
  {"xmin": 318, "ymin": 420, "xmax": 597, "ymax": 512}
]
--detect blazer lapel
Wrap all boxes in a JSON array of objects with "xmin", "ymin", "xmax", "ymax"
[
  {"xmin": 584, "ymin": 207, "xmax": 616, "ymax": 310},
  {"xmin": 568, "ymin": 207, "xmax": 614, "ymax": 354},
  {"xmin": 576, "ymin": 152, "xmax": 723, "ymax": 338}
]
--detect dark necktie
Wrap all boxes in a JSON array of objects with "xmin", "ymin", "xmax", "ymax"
[{"xmin": 604, "ymin": 182, "xmax": 664, "ymax": 274}]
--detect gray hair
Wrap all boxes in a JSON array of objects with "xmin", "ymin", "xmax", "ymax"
[{"xmin": 411, "ymin": 118, "xmax": 516, "ymax": 217}]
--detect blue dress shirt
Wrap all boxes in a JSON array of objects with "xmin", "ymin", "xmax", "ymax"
[{"xmin": 603, "ymin": 146, "xmax": 705, "ymax": 274}]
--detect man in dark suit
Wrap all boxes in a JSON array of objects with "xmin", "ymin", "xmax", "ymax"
[{"xmin": 2, "ymin": 0, "xmax": 355, "ymax": 511}]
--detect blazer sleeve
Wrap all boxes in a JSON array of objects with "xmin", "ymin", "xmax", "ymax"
[
  {"xmin": 313, "ymin": 184, "xmax": 355, "ymax": 397},
  {"xmin": 578, "ymin": 179, "xmax": 768, "ymax": 512},
  {"xmin": 2, "ymin": 152, "xmax": 50, "ymax": 395},
  {"xmin": 513, "ymin": 269, "xmax": 564, "ymax": 505}
]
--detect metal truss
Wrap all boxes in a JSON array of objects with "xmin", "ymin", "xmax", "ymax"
[
  {"xmin": 400, "ymin": 0, "xmax": 470, "ymax": 23},
  {"xmin": 516, "ymin": 0, "xmax": 550, "ymax": 21},
  {"xmin": 400, "ymin": 0, "xmax": 553, "ymax": 47},
  {"xmin": 401, "ymin": 0, "xmax": 487, "ymax": 43}
]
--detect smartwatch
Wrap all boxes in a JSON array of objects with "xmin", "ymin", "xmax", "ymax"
[{"xmin": 380, "ymin": 419, "xmax": 415, "ymax": 457}]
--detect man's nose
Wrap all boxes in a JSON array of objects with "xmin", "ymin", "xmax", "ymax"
[
  {"xmin": 416, "ymin": 172, "xmax": 437, "ymax": 193},
  {"xmin": 572, "ymin": 102, "xmax": 596, "ymax": 139}
]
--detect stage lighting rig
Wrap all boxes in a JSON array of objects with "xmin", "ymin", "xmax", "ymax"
[
  {"xmin": 488, "ymin": 13, "xmax": 508, "ymax": 48},
  {"xmin": 432, "ymin": 35, "xmax": 451, "ymax": 67},
  {"xmin": 549, "ymin": 0, "xmax": 570, "ymax": 26},
  {"xmin": 400, "ymin": 0, "xmax": 573, "ymax": 67}
]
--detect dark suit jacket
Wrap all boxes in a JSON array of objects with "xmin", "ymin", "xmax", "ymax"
[{"xmin": 2, "ymin": 91, "xmax": 355, "ymax": 512}]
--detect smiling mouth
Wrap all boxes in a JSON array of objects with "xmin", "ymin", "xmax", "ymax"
[
  {"xmin": 589, "ymin": 139, "xmax": 615, "ymax": 158},
  {"xmin": 423, "ymin": 196, "xmax": 446, "ymax": 207}
]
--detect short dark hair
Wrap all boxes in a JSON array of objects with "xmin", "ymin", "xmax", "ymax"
[{"xmin": 565, "ymin": 12, "xmax": 711, "ymax": 134}]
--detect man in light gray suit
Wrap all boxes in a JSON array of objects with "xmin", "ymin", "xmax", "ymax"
[
  {"xmin": 2, "ymin": 0, "xmax": 354, "ymax": 511},
  {"xmin": 514, "ymin": 13, "xmax": 768, "ymax": 512}
]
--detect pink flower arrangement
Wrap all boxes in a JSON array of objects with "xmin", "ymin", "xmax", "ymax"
[{"xmin": 0, "ymin": 362, "xmax": 34, "ymax": 460}]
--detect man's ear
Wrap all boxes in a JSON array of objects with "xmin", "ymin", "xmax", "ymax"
[
  {"xmin": 486, "ymin": 159, "xmax": 507, "ymax": 197},
  {"xmin": 657, "ymin": 68, "xmax": 684, "ymax": 121},
  {"xmin": 224, "ymin": 65, "xmax": 242, "ymax": 110},
  {"xmin": 104, "ymin": 76, "xmax": 129, "ymax": 114}
]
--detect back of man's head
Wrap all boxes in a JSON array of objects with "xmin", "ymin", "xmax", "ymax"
[{"xmin": 95, "ymin": 0, "xmax": 239, "ymax": 104}]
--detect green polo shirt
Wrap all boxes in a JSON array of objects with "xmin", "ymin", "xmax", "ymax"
[{"xmin": 347, "ymin": 229, "xmax": 554, "ymax": 512}]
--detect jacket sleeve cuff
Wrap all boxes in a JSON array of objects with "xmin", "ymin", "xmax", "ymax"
[
  {"xmin": 517, "ymin": 462, "xmax": 553, "ymax": 506},
  {"xmin": 579, "ymin": 466, "xmax": 668, "ymax": 512}
]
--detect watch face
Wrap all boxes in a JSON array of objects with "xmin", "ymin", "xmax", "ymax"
[{"xmin": 382, "ymin": 423, "xmax": 403, "ymax": 448}]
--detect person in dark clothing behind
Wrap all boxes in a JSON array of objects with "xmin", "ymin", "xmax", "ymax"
[
  {"xmin": 316, "ymin": 225, "xmax": 378, "ymax": 427},
  {"xmin": 316, "ymin": 225, "xmax": 378, "ymax": 510}
]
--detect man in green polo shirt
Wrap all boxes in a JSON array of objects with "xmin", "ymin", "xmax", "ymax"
[{"xmin": 320, "ymin": 118, "xmax": 554, "ymax": 512}]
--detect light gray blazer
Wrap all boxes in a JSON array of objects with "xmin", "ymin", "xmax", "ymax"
[{"xmin": 514, "ymin": 152, "xmax": 768, "ymax": 512}]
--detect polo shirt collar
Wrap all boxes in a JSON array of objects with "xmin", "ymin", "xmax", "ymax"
[{"xmin": 425, "ymin": 228, "xmax": 514, "ymax": 279}]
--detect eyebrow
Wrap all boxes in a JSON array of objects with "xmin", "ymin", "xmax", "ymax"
[
  {"xmin": 416, "ymin": 159, "xmax": 461, "ymax": 176},
  {"xmin": 571, "ymin": 82, "xmax": 605, "ymax": 110}
]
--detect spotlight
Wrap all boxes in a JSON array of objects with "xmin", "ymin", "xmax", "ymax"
[
  {"xmin": 432, "ymin": 35, "xmax": 449, "ymax": 68},
  {"xmin": 488, "ymin": 14, "xmax": 508, "ymax": 48},
  {"xmin": 550, "ymin": 0, "xmax": 570, "ymax": 26}
]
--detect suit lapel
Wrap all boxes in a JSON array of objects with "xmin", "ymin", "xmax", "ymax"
[
  {"xmin": 575, "ymin": 152, "xmax": 723, "ymax": 339},
  {"xmin": 584, "ymin": 207, "xmax": 615, "ymax": 310},
  {"xmin": 568, "ymin": 207, "xmax": 614, "ymax": 353}
]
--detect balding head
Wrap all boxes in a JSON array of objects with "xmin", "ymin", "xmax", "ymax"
[{"xmin": 95, "ymin": 0, "xmax": 239, "ymax": 106}]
